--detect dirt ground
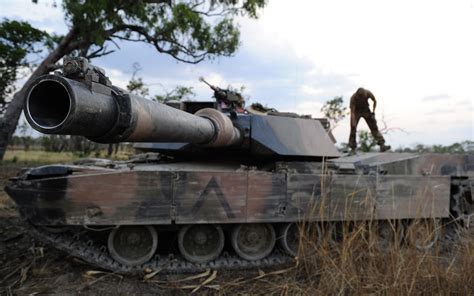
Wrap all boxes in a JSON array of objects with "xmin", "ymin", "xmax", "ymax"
[
  {"xmin": 0, "ymin": 216, "xmax": 279, "ymax": 295},
  {"xmin": 0, "ymin": 215, "xmax": 293, "ymax": 295}
]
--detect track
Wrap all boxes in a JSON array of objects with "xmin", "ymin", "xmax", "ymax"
[{"xmin": 28, "ymin": 224, "xmax": 293, "ymax": 275}]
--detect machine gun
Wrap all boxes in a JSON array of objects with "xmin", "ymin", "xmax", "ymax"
[{"xmin": 199, "ymin": 77, "xmax": 244, "ymax": 112}]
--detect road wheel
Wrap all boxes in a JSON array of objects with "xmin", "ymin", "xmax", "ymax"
[
  {"xmin": 231, "ymin": 223, "xmax": 275, "ymax": 261},
  {"xmin": 375, "ymin": 221, "xmax": 402, "ymax": 251},
  {"xmin": 108, "ymin": 225, "xmax": 158, "ymax": 266},
  {"xmin": 178, "ymin": 224, "xmax": 224, "ymax": 264},
  {"xmin": 406, "ymin": 219, "xmax": 440, "ymax": 250}
]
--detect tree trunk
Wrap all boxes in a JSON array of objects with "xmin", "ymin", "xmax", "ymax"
[{"xmin": 0, "ymin": 28, "xmax": 78, "ymax": 160}]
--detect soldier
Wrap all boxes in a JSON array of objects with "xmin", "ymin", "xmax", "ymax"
[{"xmin": 348, "ymin": 87, "xmax": 390, "ymax": 154}]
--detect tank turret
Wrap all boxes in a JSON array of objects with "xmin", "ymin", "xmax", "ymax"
[{"xmin": 25, "ymin": 57, "xmax": 340, "ymax": 158}]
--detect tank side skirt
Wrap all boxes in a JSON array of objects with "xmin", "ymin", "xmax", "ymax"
[
  {"xmin": 10, "ymin": 171, "xmax": 173, "ymax": 225},
  {"xmin": 172, "ymin": 171, "xmax": 451, "ymax": 224},
  {"xmin": 10, "ymin": 169, "xmax": 452, "ymax": 225},
  {"xmin": 375, "ymin": 175, "xmax": 451, "ymax": 220}
]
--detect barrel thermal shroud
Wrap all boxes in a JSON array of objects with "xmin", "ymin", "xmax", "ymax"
[{"xmin": 24, "ymin": 74, "xmax": 241, "ymax": 147}]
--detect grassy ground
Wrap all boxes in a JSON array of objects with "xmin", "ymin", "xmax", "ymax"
[
  {"xmin": 0, "ymin": 150, "xmax": 473, "ymax": 295},
  {"xmin": 3, "ymin": 150, "xmax": 79, "ymax": 165},
  {"xmin": 2, "ymin": 149, "xmax": 131, "ymax": 166}
]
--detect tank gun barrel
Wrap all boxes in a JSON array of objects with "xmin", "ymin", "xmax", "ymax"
[{"xmin": 24, "ymin": 74, "xmax": 241, "ymax": 146}]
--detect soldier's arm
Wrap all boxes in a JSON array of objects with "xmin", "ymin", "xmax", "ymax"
[{"xmin": 367, "ymin": 91, "xmax": 377, "ymax": 113}]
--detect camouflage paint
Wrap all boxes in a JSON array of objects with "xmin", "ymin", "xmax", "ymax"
[{"xmin": 6, "ymin": 152, "xmax": 466, "ymax": 226}]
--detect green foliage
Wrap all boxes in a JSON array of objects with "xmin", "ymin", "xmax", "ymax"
[
  {"xmin": 125, "ymin": 63, "xmax": 195, "ymax": 102},
  {"xmin": 40, "ymin": 135, "xmax": 68, "ymax": 152},
  {"xmin": 61, "ymin": 0, "xmax": 266, "ymax": 62},
  {"xmin": 395, "ymin": 140, "xmax": 472, "ymax": 153},
  {"xmin": 126, "ymin": 63, "xmax": 150, "ymax": 97},
  {"xmin": 0, "ymin": 19, "xmax": 53, "ymax": 113},
  {"xmin": 432, "ymin": 143, "xmax": 466, "ymax": 153},
  {"xmin": 127, "ymin": 77, "xmax": 150, "ymax": 98},
  {"xmin": 154, "ymin": 86, "xmax": 196, "ymax": 103},
  {"xmin": 358, "ymin": 130, "xmax": 377, "ymax": 152},
  {"xmin": 321, "ymin": 96, "xmax": 347, "ymax": 128}
]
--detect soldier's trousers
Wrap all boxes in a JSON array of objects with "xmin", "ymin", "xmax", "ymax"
[{"xmin": 348, "ymin": 111, "xmax": 385, "ymax": 149}]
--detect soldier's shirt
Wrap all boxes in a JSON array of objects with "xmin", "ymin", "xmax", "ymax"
[{"xmin": 351, "ymin": 94, "xmax": 371, "ymax": 113}]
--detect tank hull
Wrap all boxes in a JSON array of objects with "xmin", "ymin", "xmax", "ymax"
[{"xmin": 6, "ymin": 153, "xmax": 471, "ymax": 226}]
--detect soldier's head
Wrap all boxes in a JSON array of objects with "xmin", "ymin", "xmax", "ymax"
[{"xmin": 356, "ymin": 87, "xmax": 366, "ymax": 96}]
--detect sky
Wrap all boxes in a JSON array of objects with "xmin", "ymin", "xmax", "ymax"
[{"xmin": 1, "ymin": 0, "xmax": 473, "ymax": 148}]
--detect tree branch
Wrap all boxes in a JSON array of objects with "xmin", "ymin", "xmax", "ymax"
[
  {"xmin": 192, "ymin": 6, "xmax": 237, "ymax": 17},
  {"xmin": 378, "ymin": 114, "xmax": 409, "ymax": 135},
  {"xmin": 86, "ymin": 48, "xmax": 115, "ymax": 59},
  {"xmin": 143, "ymin": 0, "xmax": 172, "ymax": 5},
  {"xmin": 108, "ymin": 24, "xmax": 208, "ymax": 64}
]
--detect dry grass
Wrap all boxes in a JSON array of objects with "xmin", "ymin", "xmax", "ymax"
[
  {"xmin": 2, "ymin": 149, "xmax": 131, "ymax": 166},
  {"xmin": 214, "ymin": 221, "xmax": 474, "ymax": 295},
  {"xmin": 295, "ymin": 221, "xmax": 472, "ymax": 295},
  {"xmin": 2, "ymin": 150, "xmax": 79, "ymax": 165}
]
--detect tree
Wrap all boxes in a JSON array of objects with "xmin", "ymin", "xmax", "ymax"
[
  {"xmin": 126, "ymin": 62, "xmax": 196, "ymax": 102},
  {"xmin": 126, "ymin": 62, "xmax": 150, "ymax": 98},
  {"xmin": 320, "ymin": 96, "xmax": 347, "ymax": 130},
  {"xmin": 0, "ymin": 19, "xmax": 54, "ymax": 115},
  {"xmin": 357, "ymin": 130, "xmax": 377, "ymax": 152},
  {"xmin": 0, "ymin": 0, "xmax": 267, "ymax": 160},
  {"xmin": 154, "ymin": 86, "xmax": 196, "ymax": 102},
  {"xmin": 127, "ymin": 77, "xmax": 150, "ymax": 98},
  {"xmin": 396, "ymin": 141, "xmax": 472, "ymax": 153}
]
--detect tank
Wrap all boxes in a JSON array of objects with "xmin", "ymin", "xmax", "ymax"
[{"xmin": 5, "ymin": 57, "xmax": 474, "ymax": 273}]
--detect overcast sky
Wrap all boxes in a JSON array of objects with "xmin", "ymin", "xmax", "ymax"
[{"xmin": 2, "ymin": 0, "xmax": 473, "ymax": 148}]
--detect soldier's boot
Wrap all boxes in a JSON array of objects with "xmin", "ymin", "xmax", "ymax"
[{"xmin": 379, "ymin": 144, "xmax": 391, "ymax": 152}]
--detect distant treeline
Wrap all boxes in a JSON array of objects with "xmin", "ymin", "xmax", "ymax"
[
  {"xmin": 393, "ymin": 141, "xmax": 472, "ymax": 154},
  {"xmin": 9, "ymin": 135, "xmax": 133, "ymax": 157},
  {"xmin": 337, "ymin": 138, "xmax": 473, "ymax": 154},
  {"xmin": 9, "ymin": 135, "xmax": 473, "ymax": 156}
]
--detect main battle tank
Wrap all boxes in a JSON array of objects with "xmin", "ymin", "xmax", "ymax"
[{"xmin": 5, "ymin": 57, "xmax": 474, "ymax": 273}]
